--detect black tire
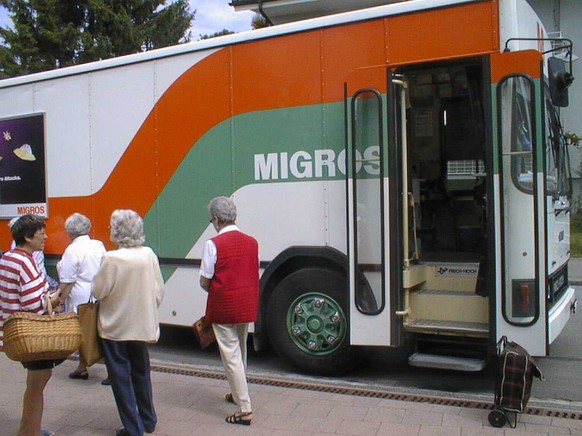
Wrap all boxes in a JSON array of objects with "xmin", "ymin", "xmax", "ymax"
[
  {"xmin": 488, "ymin": 410, "xmax": 507, "ymax": 428},
  {"xmin": 266, "ymin": 267, "xmax": 362, "ymax": 375}
]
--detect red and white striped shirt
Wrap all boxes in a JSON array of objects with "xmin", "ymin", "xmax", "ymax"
[{"xmin": 0, "ymin": 248, "xmax": 48, "ymax": 350}]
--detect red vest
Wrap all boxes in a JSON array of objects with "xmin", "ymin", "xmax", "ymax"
[{"xmin": 205, "ymin": 230, "xmax": 259, "ymax": 324}]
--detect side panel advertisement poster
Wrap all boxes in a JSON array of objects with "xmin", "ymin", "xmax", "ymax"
[{"xmin": 0, "ymin": 113, "xmax": 47, "ymax": 218}]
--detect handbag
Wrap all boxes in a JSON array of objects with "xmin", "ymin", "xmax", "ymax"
[
  {"xmin": 192, "ymin": 316, "xmax": 216, "ymax": 348},
  {"xmin": 77, "ymin": 296, "xmax": 102, "ymax": 367},
  {"xmin": 3, "ymin": 294, "xmax": 81, "ymax": 362}
]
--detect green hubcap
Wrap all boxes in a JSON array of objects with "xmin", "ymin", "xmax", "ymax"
[{"xmin": 286, "ymin": 292, "xmax": 346, "ymax": 356}]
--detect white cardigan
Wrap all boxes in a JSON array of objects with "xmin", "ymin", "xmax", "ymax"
[{"xmin": 92, "ymin": 246, "xmax": 164, "ymax": 342}]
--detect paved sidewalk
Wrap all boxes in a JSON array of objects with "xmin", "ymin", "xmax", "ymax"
[
  {"xmin": 1, "ymin": 264, "xmax": 580, "ymax": 436},
  {"xmin": 1, "ymin": 356, "xmax": 581, "ymax": 436}
]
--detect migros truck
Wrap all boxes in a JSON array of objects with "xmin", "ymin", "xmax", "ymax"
[{"xmin": 0, "ymin": 0, "xmax": 577, "ymax": 375}]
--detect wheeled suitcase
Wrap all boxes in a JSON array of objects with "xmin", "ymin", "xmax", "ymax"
[{"xmin": 488, "ymin": 336, "xmax": 544, "ymax": 428}]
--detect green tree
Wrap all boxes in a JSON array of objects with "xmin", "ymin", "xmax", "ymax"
[
  {"xmin": 251, "ymin": 13, "xmax": 269, "ymax": 30},
  {"xmin": 0, "ymin": 0, "xmax": 195, "ymax": 78},
  {"xmin": 198, "ymin": 28, "xmax": 234, "ymax": 40}
]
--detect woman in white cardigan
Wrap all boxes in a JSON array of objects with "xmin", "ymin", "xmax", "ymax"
[{"xmin": 92, "ymin": 209, "xmax": 164, "ymax": 436}]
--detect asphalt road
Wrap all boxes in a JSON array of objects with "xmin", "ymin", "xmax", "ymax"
[{"xmin": 532, "ymin": 287, "xmax": 582, "ymax": 404}]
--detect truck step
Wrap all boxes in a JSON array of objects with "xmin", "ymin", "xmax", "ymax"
[
  {"xmin": 404, "ymin": 319, "xmax": 488, "ymax": 336},
  {"xmin": 408, "ymin": 289, "xmax": 488, "ymax": 325},
  {"xmin": 408, "ymin": 352, "xmax": 486, "ymax": 372}
]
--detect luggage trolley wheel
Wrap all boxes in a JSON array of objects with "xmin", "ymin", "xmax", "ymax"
[{"xmin": 488, "ymin": 409, "xmax": 507, "ymax": 428}]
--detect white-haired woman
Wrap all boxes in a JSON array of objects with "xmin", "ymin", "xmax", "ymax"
[
  {"xmin": 200, "ymin": 196, "xmax": 260, "ymax": 426},
  {"xmin": 92, "ymin": 209, "xmax": 164, "ymax": 436},
  {"xmin": 57, "ymin": 212, "xmax": 106, "ymax": 380}
]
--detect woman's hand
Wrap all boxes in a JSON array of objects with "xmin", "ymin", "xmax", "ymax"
[
  {"xmin": 49, "ymin": 292, "xmax": 62, "ymax": 309},
  {"xmin": 58, "ymin": 283, "xmax": 74, "ymax": 301}
]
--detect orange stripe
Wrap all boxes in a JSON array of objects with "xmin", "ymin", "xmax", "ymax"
[
  {"xmin": 45, "ymin": 50, "xmax": 235, "ymax": 251},
  {"xmin": 491, "ymin": 50, "xmax": 542, "ymax": 83}
]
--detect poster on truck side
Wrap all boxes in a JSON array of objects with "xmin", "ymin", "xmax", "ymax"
[{"xmin": 0, "ymin": 113, "xmax": 47, "ymax": 218}]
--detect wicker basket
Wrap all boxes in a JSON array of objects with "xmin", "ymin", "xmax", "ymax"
[{"xmin": 3, "ymin": 298, "xmax": 81, "ymax": 362}]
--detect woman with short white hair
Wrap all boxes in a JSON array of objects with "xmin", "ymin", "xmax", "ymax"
[
  {"xmin": 57, "ymin": 212, "xmax": 106, "ymax": 380},
  {"xmin": 200, "ymin": 196, "xmax": 260, "ymax": 426},
  {"xmin": 92, "ymin": 209, "xmax": 164, "ymax": 436}
]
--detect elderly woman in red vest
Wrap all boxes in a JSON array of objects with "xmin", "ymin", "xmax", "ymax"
[{"xmin": 200, "ymin": 196, "xmax": 259, "ymax": 426}]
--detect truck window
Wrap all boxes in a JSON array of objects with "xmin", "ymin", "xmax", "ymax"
[
  {"xmin": 544, "ymin": 87, "xmax": 571, "ymax": 198},
  {"xmin": 499, "ymin": 75, "xmax": 535, "ymax": 194}
]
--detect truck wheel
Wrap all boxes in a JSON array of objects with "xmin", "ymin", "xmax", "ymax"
[{"xmin": 266, "ymin": 267, "xmax": 361, "ymax": 375}]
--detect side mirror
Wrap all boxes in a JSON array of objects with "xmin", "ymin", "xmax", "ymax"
[{"xmin": 548, "ymin": 56, "xmax": 574, "ymax": 107}]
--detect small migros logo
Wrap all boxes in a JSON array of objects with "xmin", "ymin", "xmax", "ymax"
[{"xmin": 435, "ymin": 264, "xmax": 479, "ymax": 277}]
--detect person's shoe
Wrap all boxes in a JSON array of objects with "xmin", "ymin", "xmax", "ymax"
[
  {"xmin": 225, "ymin": 392, "xmax": 235, "ymax": 404},
  {"xmin": 101, "ymin": 377, "xmax": 111, "ymax": 386},
  {"xmin": 41, "ymin": 430, "xmax": 55, "ymax": 436},
  {"xmin": 68, "ymin": 369, "xmax": 89, "ymax": 380},
  {"xmin": 225, "ymin": 411, "xmax": 253, "ymax": 426},
  {"xmin": 115, "ymin": 428, "xmax": 128, "ymax": 436}
]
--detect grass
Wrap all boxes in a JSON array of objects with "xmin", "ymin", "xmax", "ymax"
[{"xmin": 571, "ymin": 213, "xmax": 582, "ymax": 257}]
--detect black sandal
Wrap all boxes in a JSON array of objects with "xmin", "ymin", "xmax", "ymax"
[
  {"xmin": 225, "ymin": 411, "xmax": 252, "ymax": 426},
  {"xmin": 225, "ymin": 393, "xmax": 235, "ymax": 404},
  {"xmin": 69, "ymin": 369, "xmax": 88, "ymax": 380}
]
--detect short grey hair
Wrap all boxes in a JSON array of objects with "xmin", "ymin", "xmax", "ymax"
[
  {"xmin": 65, "ymin": 213, "xmax": 91, "ymax": 236},
  {"xmin": 109, "ymin": 209, "xmax": 145, "ymax": 248},
  {"xmin": 208, "ymin": 196, "xmax": 237, "ymax": 224}
]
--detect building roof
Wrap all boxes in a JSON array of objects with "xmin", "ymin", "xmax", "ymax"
[{"xmin": 230, "ymin": 0, "xmax": 411, "ymax": 24}]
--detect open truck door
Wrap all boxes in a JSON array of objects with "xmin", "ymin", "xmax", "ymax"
[
  {"xmin": 344, "ymin": 67, "xmax": 402, "ymax": 347},
  {"xmin": 491, "ymin": 50, "xmax": 548, "ymax": 355}
]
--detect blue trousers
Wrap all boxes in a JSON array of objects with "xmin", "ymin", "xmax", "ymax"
[{"xmin": 101, "ymin": 339, "xmax": 157, "ymax": 436}]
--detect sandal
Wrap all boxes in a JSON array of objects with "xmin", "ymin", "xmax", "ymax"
[
  {"xmin": 69, "ymin": 369, "xmax": 89, "ymax": 380},
  {"xmin": 225, "ymin": 411, "xmax": 252, "ymax": 426},
  {"xmin": 225, "ymin": 393, "xmax": 235, "ymax": 404}
]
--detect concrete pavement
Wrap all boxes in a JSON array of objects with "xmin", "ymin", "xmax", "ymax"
[{"xmin": 1, "ymin": 355, "xmax": 582, "ymax": 436}]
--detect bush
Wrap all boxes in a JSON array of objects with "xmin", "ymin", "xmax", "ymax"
[{"xmin": 571, "ymin": 213, "xmax": 582, "ymax": 257}]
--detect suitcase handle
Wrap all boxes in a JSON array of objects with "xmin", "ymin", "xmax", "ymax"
[{"xmin": 496, "ymin": 335, "xmax": 508, "ymax": 355}]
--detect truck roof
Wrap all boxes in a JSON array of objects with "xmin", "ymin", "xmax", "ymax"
[{"xmin": 0, "ymin": 0, "xmax": 477, "ymax": 89}]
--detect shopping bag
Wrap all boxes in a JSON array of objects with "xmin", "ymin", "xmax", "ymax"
[
  {"xmin": 496, "ymin": 338, "xmax": 544, "ymax": 412},
  {"xmin": 192, "ymin": 316, "xmax": 216, "ymax": 348},
  {"xmin": 77, "ymin": 301, "xmax": 102, "ymax": 366}
]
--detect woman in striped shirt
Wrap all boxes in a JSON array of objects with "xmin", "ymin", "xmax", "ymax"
[{"xmin": 0, "ymin": 215, "xmax": 62, "ymax": 436}]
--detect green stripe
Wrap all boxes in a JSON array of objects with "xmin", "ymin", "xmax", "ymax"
[
  {"xmin": 144, "ymin": 102, "xmax": 345, "ymax": 264},
  {"xmin": 490, "ymin": 83, "xmax": 499, "ymax": 174}
]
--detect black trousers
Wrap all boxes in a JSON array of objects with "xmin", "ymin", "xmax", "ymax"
[{"xmin": 101, "ymin": 339, "xmax": 157, "ymax": 436}]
